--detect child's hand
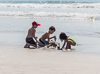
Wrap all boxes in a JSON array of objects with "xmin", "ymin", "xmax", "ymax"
[
  {"xmin": 35, "ymin": 37, "xmax": 38, "ymax": 39},
  {"xmin": 53, "ymin": 36, "xmax": 56, "ymax": 41},
  {"xmin": 36, "ymin": 41, "xmax": 39, "ymax": 44},
  {"xmin": 53, "ymin": 36, "xmax": 56, "ymax": 38}
]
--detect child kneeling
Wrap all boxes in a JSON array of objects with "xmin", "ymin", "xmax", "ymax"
[
  {"xmin": 39, "ymin": 26, "xmax": 56, "ymax": 47},
  {"xmin": 59, "ymin": 32, "xmax": 76, "ymax": 50}
]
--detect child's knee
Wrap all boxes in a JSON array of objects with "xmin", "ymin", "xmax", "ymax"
[
  {"xmin": 67, "ymin": 40, "xmax": 71, "ymax": 44},
  {"xmin": 68, "ymin": 40, "xmax": 76, "ymax": 46},
  {"xmin": 73, "ymin": 43, "xmax": 76, "ymax": 46}
]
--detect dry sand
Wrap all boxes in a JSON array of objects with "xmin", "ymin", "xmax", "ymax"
[{"xmin": 0, "ymin": 45, "xmax": 100, "ymax": 74}]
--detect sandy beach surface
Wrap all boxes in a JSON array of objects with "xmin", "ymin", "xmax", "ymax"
[
  {"xmin": 1, "ymin": 0, "xmax": 100, "ymax": 73},
  {"xmin": 0, "ymin": 45, "xmax": 100, "ymax": 74}
]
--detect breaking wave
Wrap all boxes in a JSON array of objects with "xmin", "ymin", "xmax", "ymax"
[
  {"xmin": 0, "ymin": 11, "xmax": 99, "ymax": 20},
  {"xmin": 0, "ymin": 3, "xmax": 100, "ymax": 8}
]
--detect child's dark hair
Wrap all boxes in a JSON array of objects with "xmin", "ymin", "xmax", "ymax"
[
  {"xmin": 59, "ymin": 32, "xmax": 67, "ymax": 41},
  {"xmin": 49, "ymin": 26, "xmax": 56, "ymax": 31}
]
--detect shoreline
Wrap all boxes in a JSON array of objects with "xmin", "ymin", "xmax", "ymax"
[{"xmin": 0, "ymin": 32, "xmax": 100, "ymax": 54}]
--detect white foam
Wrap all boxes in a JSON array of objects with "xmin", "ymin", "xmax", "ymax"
[
  {"xmin": 0, "ymin": 3, "xmax": 100, "ymax": 8},
  {"xmin": 0, "ymin": 11, "xmax": 99, "ymax": 20}
]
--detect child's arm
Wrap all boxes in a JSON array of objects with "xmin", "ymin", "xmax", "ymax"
[
  {"xmin": 49, "ymin": 36, "xmax": 56, "ymax": 41},
  {"xmin": 61, "ymin": 41, "xmax": 67, "ymax": 49},
  {"xmin": 48, "ymin": 37, "xmax": 50, "ymax": 43},
  {"xmin": 34, "ymin": 36, "xmax": 38, "ymax": 42},
  {"xmin": 33, "ymin": 30, "xmax": 38, "ymax": 43},
  {"xmin": 33, "ymin": 36, "xmax": 38, "ymax": 43}
]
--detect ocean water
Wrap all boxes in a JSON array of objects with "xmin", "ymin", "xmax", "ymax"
[
  {"xmin": 0, "ymin": 0, "xmax": 100, "ymax": 20},
  {"xmin": 0, "ymin": 0, "xmax": 100, "ymax": 53}
]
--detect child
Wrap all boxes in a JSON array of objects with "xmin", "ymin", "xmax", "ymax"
[
  {"xmin": 24, "ymin": 21, "xmax": 41, "ymax": 48},
  {"xmin": 59, "ymin": 32, "xmax": 76, "ymax": 50},
  {"xmin": 39, "ymin": 26, "xmax": 56, "ymax": 47}
]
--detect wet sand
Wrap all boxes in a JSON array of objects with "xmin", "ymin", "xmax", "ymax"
[{"xmin": 0, "ymin": 45, "xmax": 100, "ymax": 74}]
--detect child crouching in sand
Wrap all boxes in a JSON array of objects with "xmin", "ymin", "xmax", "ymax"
[
  {"xmin": 59, "ymin": 32, "xmax": 76, "ymax": 50},
  {"xmin": 24, "ymin": 21, "xmax": 41, "ymax": 48},
  {"xmin": 39, "ymin": 26, "xmax": 56, "ymax": 47}
]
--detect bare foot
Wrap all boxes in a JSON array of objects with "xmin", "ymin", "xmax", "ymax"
[{"xmin": 24, "ymin": 43, "xmax": 30, "ymax": 48}]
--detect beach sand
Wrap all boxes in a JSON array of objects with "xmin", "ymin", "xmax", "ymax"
[
  {"xmin": 0, "ymin": 18, "xmax": 100, "ymax": 74},
  {"xmin": 0, "ymin": 45, "xmax": 100, "ymax": 74},
  {"xmin": 0, "ymin": 0, "xmax": 100, "ymax": 73}
]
